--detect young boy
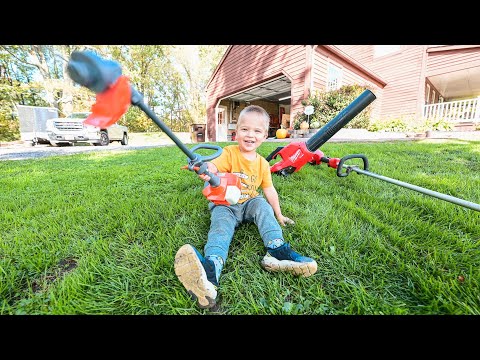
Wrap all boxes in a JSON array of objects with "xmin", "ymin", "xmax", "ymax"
[{"xmin": 174, "ymin": 105, "xmax": 317, "ymax": 309}]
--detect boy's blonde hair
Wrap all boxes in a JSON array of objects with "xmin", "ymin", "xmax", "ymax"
[{"xmin": 237, "ymin": 105, "xmax": 270, "ymax": 133}]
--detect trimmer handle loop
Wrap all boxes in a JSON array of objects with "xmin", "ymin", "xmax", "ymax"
[
  {"xmin": 187, "ymin": 144, "xmax": 224, "ymax": 187},
  {"xmin": 337, "ymin": 154, "xmax": 369, "ymax": 177},
  {"xmin": 189, "ymin": 144, "xmax": 223, "ymax": 162}
]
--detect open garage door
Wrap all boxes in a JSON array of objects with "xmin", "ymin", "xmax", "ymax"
[{"xmin": 216, "ymin": 76, "xmax": 292, "ymax": 141}]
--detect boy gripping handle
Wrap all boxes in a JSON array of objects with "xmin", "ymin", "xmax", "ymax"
[{"xmin": 174, "ymin": 105, "xmax": 317, "ymax": 309}]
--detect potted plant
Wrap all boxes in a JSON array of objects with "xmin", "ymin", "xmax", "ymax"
[{"xmin": 309, "ymin": 120, "xmax": 320, "ymax": 134}]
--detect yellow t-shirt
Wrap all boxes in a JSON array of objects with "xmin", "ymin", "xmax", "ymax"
[{"xmin": 211, "ymin": 145, "xmax": 273, "ymax": 204}]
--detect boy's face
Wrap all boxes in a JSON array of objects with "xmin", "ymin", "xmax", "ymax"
[{"xmin": 236, "ymin": 113, "xmax": 268, "ymax": 153}]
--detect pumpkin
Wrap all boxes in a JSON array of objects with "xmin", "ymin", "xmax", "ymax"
[{"xmin": 276, "ymin": 128, "xmax": 288, "ymax": 139}]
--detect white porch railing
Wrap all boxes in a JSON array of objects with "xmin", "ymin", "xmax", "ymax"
[{"xmin": 423, "ymin": 97, "xmax": 480, "ymax": 122}]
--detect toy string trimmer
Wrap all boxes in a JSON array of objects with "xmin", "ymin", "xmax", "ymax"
[
  {"xmin": 66, "ymin": 50, "xmax": 241, "ymax": 206},
  {"xmin": 267, "ymin": 89, "xmax": 480, "ymax": 212}
]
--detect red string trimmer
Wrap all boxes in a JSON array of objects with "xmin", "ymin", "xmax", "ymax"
[
  {"xmin": 267, "ymin": 89, "xmax": 480, "ymax": 212},
  {"xmin": 66, "ymin": 50, "xmax": 241, "ymax": 206}
]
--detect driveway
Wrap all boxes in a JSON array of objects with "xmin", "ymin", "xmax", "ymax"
[
  {"xmin": 1, "ymin": 130, "xmax": 478, "ymax": 161},
  {"xmin": 0, "ymin": 132, "xmax": 193, "ymax": 161},
  {"xmin": 0, "ymin": 143, "xmax": 167, "ymax": 161}
]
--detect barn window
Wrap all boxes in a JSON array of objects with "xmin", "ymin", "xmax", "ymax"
[{"xmin": 327, "ymin": 63, "xmax": 342, "ymax": 91}]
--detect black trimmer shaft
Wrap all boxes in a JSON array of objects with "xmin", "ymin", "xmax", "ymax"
[{"xmin": 305, "ymin": 89, "xmax": 376, "ymax": 152}]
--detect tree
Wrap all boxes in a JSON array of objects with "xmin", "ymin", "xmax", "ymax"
[
  {"xmin": 108, "ymin": 45, "xmax": 187, "ymax": 131},
  {"xmin": 173, "ymin": 45, "xmax": 228, "ymax": 126},
  {"xmin": 0, "ymin": 45, "xmax": 99, "ymax": 115},
  {"xmin": 0, "ymin": 44, "xmax": 230, "ymax": 140}
]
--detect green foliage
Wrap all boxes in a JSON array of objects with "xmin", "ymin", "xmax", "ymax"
[
  {"xmin": 293, "ymin": 84, "xmax": 374, "ymax": 130},
  {"xmin": 368, "ymin": 117, "xmax": 408, "ymax": 132},
  {"xmin": 122, "ymin": 107, "xmax": 157, "ymax": 133},
  {"xmin": 0, "ymin": 113, "xmax": 19, "ymax": 141},
  {"xmin": 0, "ymin": 82, "xmax": 18, "ymax": 141},
  {"xmin": 0, "ymin": 78, "xmax": 68, "ymax": 141},
  {"xmin": 1, "ymin": 45, "xmax": 225, "ymax": 135},
  {"xmin": 368, "ymin": 116, "xmax": 455, "ymax": 133},
  {"xmin": 426, "ymin": 118, "xmax": 453, "ymax": 131}
]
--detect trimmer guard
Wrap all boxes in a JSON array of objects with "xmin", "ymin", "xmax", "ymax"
[{"xmin": 84, "ymin": 75, "xmax": 132, "ymax": 128}]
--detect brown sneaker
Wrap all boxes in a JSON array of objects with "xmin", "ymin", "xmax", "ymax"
[{"xmin": 174, "ymin": 244, "xmax": 217, "ymax": 309}]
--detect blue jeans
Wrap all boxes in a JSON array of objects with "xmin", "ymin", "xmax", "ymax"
[{"xmin": 204, "ymin": 196, "xmax": 283, "ymax": 263}]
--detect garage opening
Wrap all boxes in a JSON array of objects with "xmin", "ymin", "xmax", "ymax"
[{"xmin": 216, "ymin": 76, "xmax": 291, "ymax": 141}]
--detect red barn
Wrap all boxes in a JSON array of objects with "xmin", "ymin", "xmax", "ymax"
[{"xmin": 205, "ymin": 45, "xmax": 480, "ymax": 141}]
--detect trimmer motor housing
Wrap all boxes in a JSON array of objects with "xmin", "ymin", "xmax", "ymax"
[{"xmin": 269, "ymin": 142, "xmax": 324, "ymax": 176}]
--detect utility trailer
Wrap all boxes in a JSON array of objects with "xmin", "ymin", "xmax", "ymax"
[{"xmin": 16, "ymin": 105, "xmax": 59, "ymax": 146}]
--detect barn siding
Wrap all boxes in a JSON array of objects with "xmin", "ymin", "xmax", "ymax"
[
  {"xmin": 206, "ymin": 45, "xmax": 307, "ymax": 141},
  {"xmin": 340, "ymin": 45, "xmax": 426, "ymax": 121},
  {"xmin": 311, "ymin": 46, "xmax": 384, "ymax": 121},
  {"xmin": 312, "ymin": 50, "xmax": 327, "ymax": 90},
  {"xmin": 335, "ymin": 46, "xmax": 373, "ymax": 64},
  {"xmin": 426, "ymin": 47, "xmax": 480, "ymax": 78}
]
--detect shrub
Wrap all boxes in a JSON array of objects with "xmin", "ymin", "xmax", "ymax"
[
  {"xmin": 426, "ymin": 118, "xmax": 453, "ymax": 131},
  {"xmin": 368, "ymin": 117, "xmax": 408, "ymax": 132},
  {"xmin": 293, "ymin": 84, "xmax": 374, "ymax": 130},
  {"xmin": 0, "ymin": 111, "xmax": 20, "ymax": 142}
]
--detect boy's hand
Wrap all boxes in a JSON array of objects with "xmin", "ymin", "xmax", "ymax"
[
  {"xmin": 198, "ymin": 173, "xmax": 211, "ymax": 182},
  {"xmin": 277, "ymin": 215, "xmax": 295, "ymax": 226},
  {"xmin": 197, "ymin": 161, "xmax": 217, "ymax": 183}
]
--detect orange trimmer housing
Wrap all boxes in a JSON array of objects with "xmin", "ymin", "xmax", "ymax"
[{"xmin": 202, "ymin": 173, "xmax": 242, "ymax": 206}]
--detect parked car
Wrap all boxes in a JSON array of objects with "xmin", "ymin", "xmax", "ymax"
[{"xmin": 46, "ymin": 112, "xmax": 129, "ymax": 146}]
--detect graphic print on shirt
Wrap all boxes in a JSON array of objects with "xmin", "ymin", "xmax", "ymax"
[{"xmin": 233, "ymin": 170, "xmax": 257, "ymax": 201}]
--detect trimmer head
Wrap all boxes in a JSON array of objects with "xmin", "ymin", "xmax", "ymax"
[
  {"xmin": 67, "ymin": 51, "xmax": 132, "ymax": 128},
  {"xmin": 67, "ymin": 50, "xmax": 241, "ymax": 206},
  {"xmin": 84, "ymin": 75, "xmax": 131, "ymax": 127},
  {"xmin": 67, "ymin": 50, "xmax": 122, "ymax": 94}
]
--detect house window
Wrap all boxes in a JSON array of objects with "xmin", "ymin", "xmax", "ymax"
[
  {"xmin": 426, "ymin": 84, "xmax": 431, "ymax": 104},
  {"xmin": 439, "ymin": 95, "xmax": 444, "ymax": 103},
  {"xmin": 373, "ymin": 45, "xmax": 401, "ymax": 58},
  {"xmin": 432, "ymin": 90, "xmax": 436, "ymax": 103},
  {"xmin": 327, "ymin": 63, "xmax": 342, "ymax": 91}
]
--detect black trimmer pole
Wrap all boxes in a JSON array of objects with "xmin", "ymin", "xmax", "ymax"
[
  {"xmin": 131, "ymin": 88, "xmax": 195, "ymax": 160},
  {"xmin": 267, "ymin": 89, "xmax": 376, "ymax": 176},
  {"xmin": 67, "ymin": 50, "xmax": 221, "ymax": 187},
  {"xmin": 305, "ymin": 89, "xmax": 376, "ymax": 152},
  {"xmin": 333, "ymin": 154, "xmax": 480, "ymax": 212}
]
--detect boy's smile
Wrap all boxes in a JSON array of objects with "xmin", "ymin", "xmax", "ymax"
[{"xmin": 236, "ymin": 114, "xmax": 268, "ymax": 155}]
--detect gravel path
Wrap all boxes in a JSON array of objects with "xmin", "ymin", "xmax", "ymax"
[{"xmin": 0, "ymin": 143, "xmax": 166, "ymax": 161}]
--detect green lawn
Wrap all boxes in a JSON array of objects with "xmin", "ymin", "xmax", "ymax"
[{"xmin": 0, "ymin": 139, "xmax": 479, "ymax": 315}]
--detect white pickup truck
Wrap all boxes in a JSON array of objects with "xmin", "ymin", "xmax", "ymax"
[{"xmin": 46, "ymin": 112, "xmax": 129, "ymax": 146}]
